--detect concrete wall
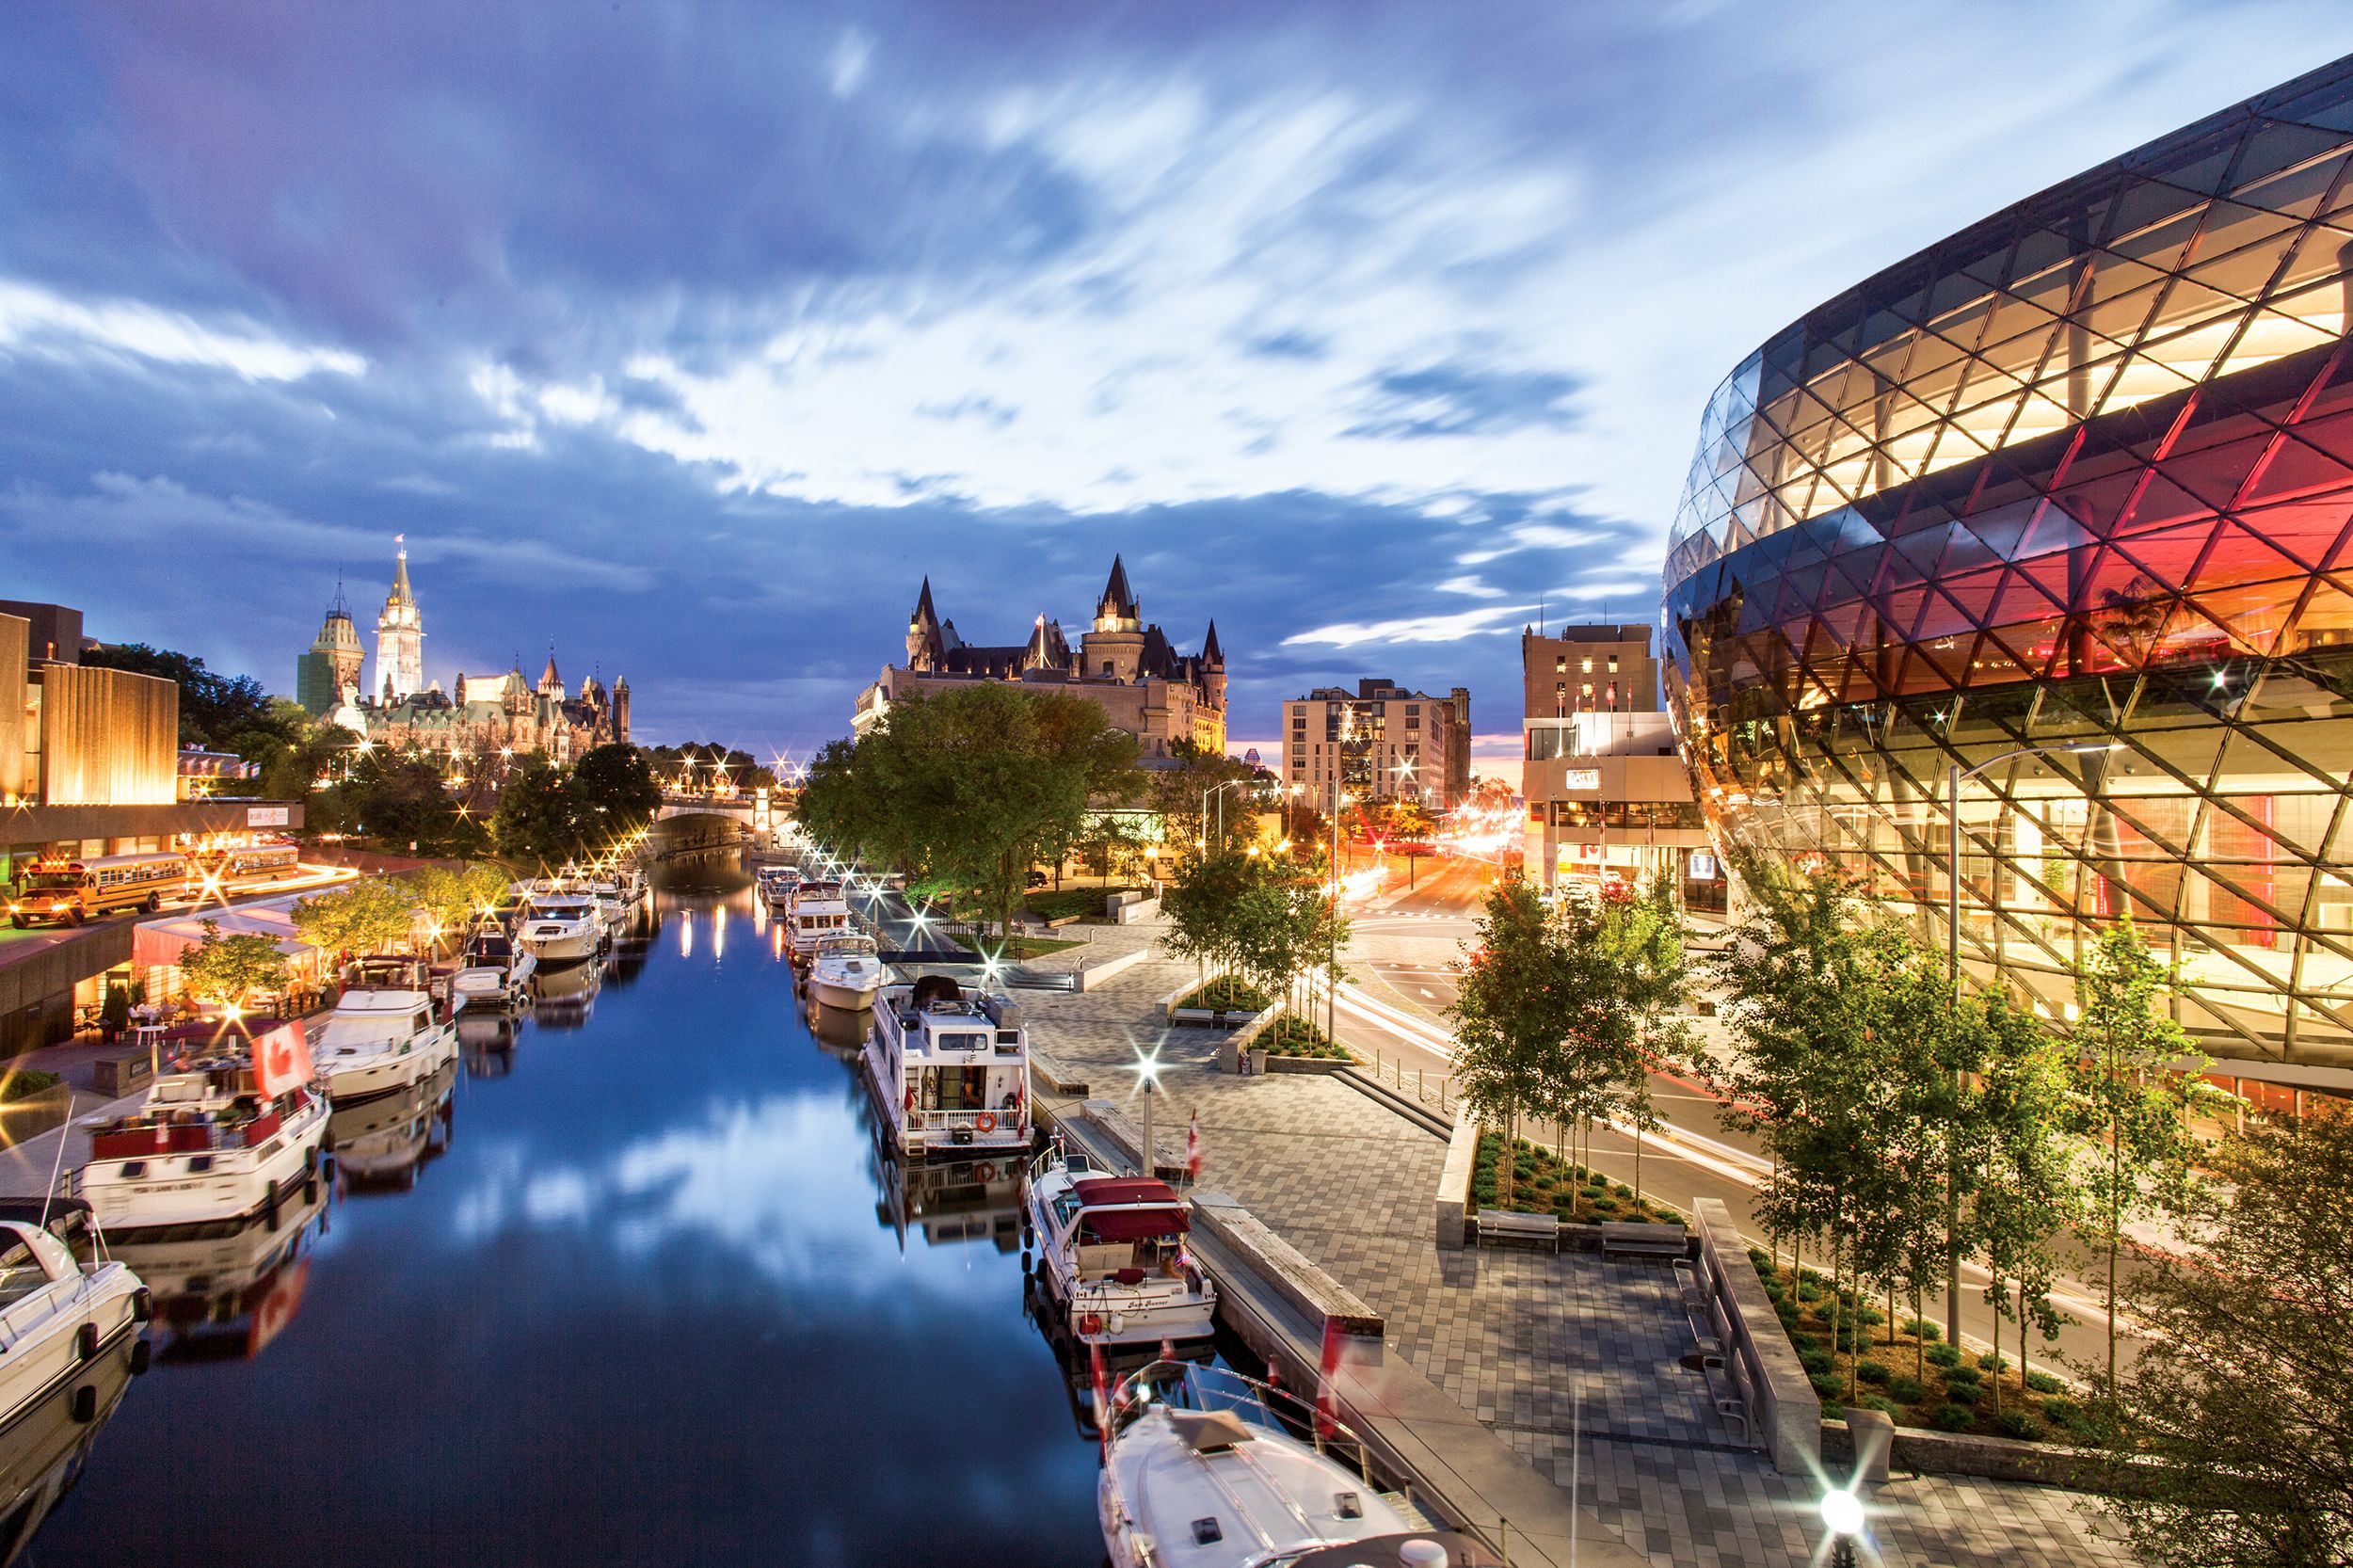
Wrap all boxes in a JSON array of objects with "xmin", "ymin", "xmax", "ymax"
[
  {"xmin": 38, "ymin": 664, "xmax": 179, "ymax": 807},
  {"xmin": 0, "ymin": 921, "xmax": 133, "ymax": 1055},
  {"xmin": 1692, "ymin": 1195, "xmax": 1820, "ymax": 1475}
]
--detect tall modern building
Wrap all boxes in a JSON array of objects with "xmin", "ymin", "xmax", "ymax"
[
  {"xmin": 295, "ymin": 585, "xmax": 365, "ymax": 715},
  {"xmin": 1284, "ymin": 679, "xmax": 1470, "ymax": 808},
  {"xmin": 374, "ymin": 536, "xmax": 424, "ymax": 703},
  {"xmin": 1662, "ymin": 56, "xmax": 2353, "ymax": 1083}
]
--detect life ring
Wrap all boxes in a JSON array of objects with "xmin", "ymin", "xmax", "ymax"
[
  {"xmin": 975, "ymin": 1112, "xmax": 997, "ymax": 1134},
  {"xmin": 972, "ymin": 1161, "xmax": 998, "ymax": 1183}
]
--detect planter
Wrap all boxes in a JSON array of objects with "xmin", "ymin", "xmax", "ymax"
[
  {"xmin": 1171, "ymin": 1006, "xmax": 1267, "ymax": 1028},
  {"xmin": 1263, "ymin": 1053, "xmax": 1351, "ymax": 1074}
]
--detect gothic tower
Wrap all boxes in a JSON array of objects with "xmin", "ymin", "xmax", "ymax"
[
  {"xmin": 613, "ymin": 675, "xmax": 631, "ymax": 744},
  {"xmin": 1080, "ymin": 554, "xmax": 1145, "ymax": 681},
  {"xmin": 297, "ymin": 582, "xmax": 366, "ymax": 715},
  {"xmin": 906, "ymin": 577, "xmax": 944, "ymax": 672},
  {"xmin": 374, "ymin": 536, "xmax": 424, "ymax": 703}
]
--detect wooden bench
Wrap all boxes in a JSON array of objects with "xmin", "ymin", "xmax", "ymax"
[
  {"xmin": 1475, "ymin": 1208, "xmax": 1561, "ymax": 1252},
  {"xmin": 1600, "ymin": 1221, "xmax": 1690, "ymax": 1261}
]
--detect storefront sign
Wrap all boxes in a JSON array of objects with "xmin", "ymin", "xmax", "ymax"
[
  {"xmin": 1561, "ymin": 768, "xmax": 1600, "ymax": 791},
  {"xmin": 1689, "ymin": 851, "xmax": 1718, "ymax": 881},
  {"xmin": 246, "ymin": 806, "xmax": 290, "ymax": 827}
]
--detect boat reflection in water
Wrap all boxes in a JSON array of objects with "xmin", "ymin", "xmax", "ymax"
[
  {"xmin": 806, "ymin": 996, "xmax": 868, "ymax": 1057},
  {"xmin": 531, "ymin": 956, "xmax": 603, "ymax": 1029},
  {"xmin": 0, "ymin": 1333, "xmax": 140, "ymax": 1567},
  {"xmin": 327, "ymin": 1061, "xmax": 456, "ymax": 1193},
  {"xmin": 1024, "ymin": 1272, "xmax": 1214, "ymax": 1446},
  {"xmin": 456, "ymin": 1013, "xmax": 518, "ymax": 1078},
  {"xmin": 108, "ymin": 1179, "xmax": 328, "ymax": 1365},
  {"xmin": 870, "ymin": 1144, "xmax": 1024, "ymax": 1254}
]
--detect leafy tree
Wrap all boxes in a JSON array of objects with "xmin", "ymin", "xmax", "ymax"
[
  {"xmin": 1147, "ymin": 740, "xmax": 1260, "ymax": 857},
  {"xmin": 346, "ymin": 753, "xmax": 464, "ymax": 852},
  {"xmin": 179, "ymin": 919, "xmax": 292, "ymax": 1009},
  {"xmin": 1160, "ymin": 852, "xmax": 1259, "ymax": 984},
  {"xmin": 409, "ymin": 863, "xmax": 512, "ymax": 947},
  {"xmin": 1449, "ymin": 879, "xmax": 1581, "ymax": 1208},
  {"xmin": 493, "ymin": 755, "xmax": 580, "ymax": 864},
  {"xmin": 1589, "ymin": 877, "xmax": 1693, "ymax": 1204},
  {"xmin": 2073, "ymin": 920, "xmax": 2219, "ymax": 1389},
  {"xmin": 82, "ymin": 643, "xmax": 302, "ymax": 760},
  {"xmin": 568, "ymin": 743, "xmax": 662, "ymax": 850},
  {"xmin": 1964, "ymin": 987, "xmax": 2077, "ymax": 1410},
  {"xmin": 2097, "ymin": 1110, "xmax": 2353, "ymax": 1566},
  {"xmin": 292, "ymin": 877, "xmax": 418, "ymax": 957}
]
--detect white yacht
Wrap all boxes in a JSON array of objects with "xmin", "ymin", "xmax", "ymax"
[
  {"xmin": 518, "ymin": 890, "xmax": 604, "ymax": 968},
  {"xmin": 451, "ymin": 926, "xmax": 535, "ymax": 1013},
  {"xmin": 1026, "ymin": 1142, "xmax": 1214, "ymax": 1348},
  {"xmin": 1099, "ymin": 1362, "xmax": 1496, "ymax": 1568},
  {"xmin": 0, "ymin": 1202, "xmax": 151, "ymax": 1436},
  {"xmin": 788, "ymin": 882, "xmax": 852, "ymax": 960},
  {"xmin": 317, "ymin": 958, "xmax": 458, "ymax": 1104},
  {"xmin": 863, "ymin": 975, "xmax": 1030, "ymax": 1158},
  {"xmin": 807, "ymin": 933, "xmax": 886, "ymax": 1012},
  {"xmin": 758, "ymin": 865, "xmax": 802, "ymax": 915},
  {"xmin": 81, "ymin": 1022, "xmax": 328, "ymax": 1232}
]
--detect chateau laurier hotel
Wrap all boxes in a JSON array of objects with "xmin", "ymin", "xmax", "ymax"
[{"xmin": 855, "ymin": 557, "xmax": 1225, "ymax": 759}]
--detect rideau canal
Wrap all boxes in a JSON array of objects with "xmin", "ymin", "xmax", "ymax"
[{"xmin": 39, "ymin": 854, "xmax": 1117, "ymax": 1566}]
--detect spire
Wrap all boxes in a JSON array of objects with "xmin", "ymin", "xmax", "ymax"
[
  {"xmin": 329, "ymin": 571, "xmax": 350, "ymax": 620},
  {"xmin": 1202, "ymin": 618, "xmax": 1224, "ymax": 664},
  {"xmin": 389, "ymin": 534, "xmax": 414, "ymax": 606},
  {"xmin": 913, "ymin": 576, "xmax": 938, "ymax": 628},
  {"xmin": 1098, "ymin": 554, "xmax": 1138, "ymax": 620},
  {"xmin": 539, "ymin": 643, "xmax": 563, "ymax": 696}
]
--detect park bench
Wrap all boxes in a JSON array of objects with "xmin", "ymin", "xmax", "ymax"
[
  {"xmin": 1600, "ymin": 1221, "xmax": 1690, "ymax": 1262},
  {"xmin": 1475, "ymin": 1208, "xmax": 1560, "ymax": 1252}
]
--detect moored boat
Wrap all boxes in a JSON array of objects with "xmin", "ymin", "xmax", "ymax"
[
  {"xmin": 807, "ymin": 932, "xmax": 886, "ymax": 1012},
  {"xmin": 1025, "ymin": 1141, "xmax": 1214, "ymax": 1348},
  {"xmin": 862, "ymin": 975, "xmax": 1030, "ymax": 1158},
  {"xmin": 787, "ymin": 881, "xmax": 851, "ymax": 960},
  {"xmin": 518, "ymin": 889, "xmax": 603, "ymax": 968},
  {"xmin": 451, "ymin": 924, "xmax": 536, "ymax": 1013},
  {"xmin": 1098, "ymin": 1361, "xmax": 1499, "ymax": 1568},
  {"xmin": 81, "ymin": 1020, "xmax": 328, "ymax": 1232},
  {"xmin": 317, "ymin": 957, "xmax": 458, "ymax": 1104},
  {"xmin": 0, "ymin": 1200, "xmax": 151, "ymax": 1437}
]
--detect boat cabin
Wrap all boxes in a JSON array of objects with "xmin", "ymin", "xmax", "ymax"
[
  {"xmin": 869, "ymin": 977, "xmax": 1029, "ymax": 1151},
  {"xmin": 1044, "ymin": 1176, "xmax": 1192, "ymax": 1287}
]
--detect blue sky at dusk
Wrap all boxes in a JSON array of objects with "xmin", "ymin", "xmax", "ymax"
[{"xmin": 5, "ymin": 2, "xmax": 2350, "ymax": 770}]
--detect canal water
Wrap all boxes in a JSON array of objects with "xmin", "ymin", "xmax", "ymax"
[{"xmin": 38, "ymin": 855, "xmax": 1110, "ymax": 1566}]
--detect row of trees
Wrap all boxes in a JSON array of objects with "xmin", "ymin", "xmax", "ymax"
[
  {"xmin": 173, "ymin": 864, "xmax": 512, "ymax": 1011},
  {"xmin": 489, "ymin": 745, "xmax": 662, "ymax": 863},
  {"xmin": 795, "ymin": 683, "xmax": 1138, "ymax": 934},
  {"xmin": 1159, "ymin": 850, "xmax": 1348, "ymax": 1021}
]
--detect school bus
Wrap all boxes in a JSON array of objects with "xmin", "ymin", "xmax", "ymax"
[
  {"xmin": 186, "ymin": 840, "xmax": 302, "ymax": 894},
  {"xmin": 8, "ymin": 853, "xmax": 186, "ymax": 927}
]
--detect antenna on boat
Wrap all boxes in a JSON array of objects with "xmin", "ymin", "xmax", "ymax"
[{"xmin": 35, "ymin": 1116, "xmax": 71, "ymax": 1237}]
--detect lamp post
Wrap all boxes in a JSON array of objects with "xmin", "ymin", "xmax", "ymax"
[
  {"xmin": 1203, "ymin": 779, "xmax": 1250, "ymax": 852},
  {"xmin": 1819, "ymin": 1487, "xmax": 1865, "ymax": 1568},
  {"xmin": 1938, "ymin": 739, "xmax": 2121, "ymax": 1343},
  {"xmin": 1134, "ymin": 1049, "xmax": 1161, "ymax": 1177}
]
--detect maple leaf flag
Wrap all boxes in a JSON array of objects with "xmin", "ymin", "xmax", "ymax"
[
  {"xmin": 1185, "ymin": 1110, "xmax": 1203, "ymax": 1181},
  {"xmin": 253, "ymin": 1022, "xmax": 315, "ymax": 1099}
]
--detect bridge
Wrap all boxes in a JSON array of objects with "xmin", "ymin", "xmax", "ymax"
[{"xmin": 655, "ymin": 792, "xmax": 765, "ymax": 826}]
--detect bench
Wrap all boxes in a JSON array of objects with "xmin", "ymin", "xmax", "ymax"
[
  {"xmin": 1600, "ymin": 1221, "xmax": 1690, "ymax": 1261},
  {"xmin": 1475, "ymin": 1208, "xmax": 1560, "ymax": 1251}
]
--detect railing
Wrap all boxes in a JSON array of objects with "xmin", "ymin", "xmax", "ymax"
[
  {"xmin": 1356, "ymin": 1048, "xmax": 1456, "ymax": 1117},
  {"xmin": 911, "ymin": 1106, "xmax": 1023, "ymax": 1137}
]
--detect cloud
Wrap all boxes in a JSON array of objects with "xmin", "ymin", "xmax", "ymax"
[
  {"xmin": 1346, "ymin": 362, "xmax": 1581, "ymax": 439},
  {"xmin": 1282, "ymin": 603, "xmax": 1530, "ymax": 648},
  {"xmin": 0, "ymin": 278, "xmax": 363, "ymax": 381},
  {"xmin": 829, "ymin": 28, "xmax": 874, "ymax": 98}
]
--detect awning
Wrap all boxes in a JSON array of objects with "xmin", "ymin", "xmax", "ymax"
[
  {"xmin": 134, "ymin": 896, "xmax": 315, "ymax": 969},
  {"xmin": 1080, "ymin": 1207, "xmax": 1190, "ymax": 1242},
  {"xmin": 1073, "ymin": 1176, "xmax": 1179, "ymax": 1208}
]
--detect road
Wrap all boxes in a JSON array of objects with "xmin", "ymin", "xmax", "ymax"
[
  {"xmin": 1334, "ymin": 855, "xmax": 2133, "ymax": 1381},
  {"xmin": 0, "ymin": 863, "xmax": 360, "ymax": 967}
]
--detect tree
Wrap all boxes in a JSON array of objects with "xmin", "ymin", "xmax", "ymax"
[
  {"xmin": 2073, "ymin": 920, "xmax": 2219, "ymax": 1389},
  {"xmin": 493, "ymin": 755, "xmax": 580, "ymax": 864},
  {"xmin": 2097, "ymin": 1110, "xmax": 2353, "ymax": 1566},
  {"xmin": 1963, "ymin": 987, "xmax": 2077, "ymax": 1408},
  {"xmin": 293, "ymin": 877, "xmax": 418, "ymax": 957},
  {"xmin": 179, "ymin": 919, "xmax": 292, "ymax": 1009},
  {"xmin": 1449, "ymin": 879, "xmax": 1581, "ymax": 1207},
  {"xmin": 346, "ymin": 753, "xmax": 466, "ymax": 853},
  {"xmin": 82, "ymin": 643, "xmax": 302, "ymax": 760},
  {"xmin": 1160, "ymin": 853, "xmax": 1259, "ymax": 984},
  {"xmin": 568, "ymin": 743, "xmax": 661, "ymax": 853},
  {"xmin": 409, "ymin": 864, "xmax": 512, "ymax": 947},
  {"xmin": 1146, "ymin": 741, "xmax": 1260, "ymax": 857}
]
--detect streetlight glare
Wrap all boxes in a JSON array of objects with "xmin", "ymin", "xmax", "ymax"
[{"xmin": 1818, "ymin": 1488, "xmax": 1865, "ymax": 1538}]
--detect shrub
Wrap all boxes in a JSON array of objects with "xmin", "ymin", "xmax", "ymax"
[
  {"xmin": 1862, "ymin": 1395, "xmax": 1900, "ymax": 1416},
  {"xmin": 1925, "ymin": 1343, "xmax": 1962, "ymax": 1368},
  {"xmin": 1590, "ymin": 1197, "xmax": 1619, "ymax": 1214},
  {"xmin": 1776, "ymin": 1304, "xmax": 1802, "ymax": 1327},
  {"xmin": 0, "ymin": 1069, "xmax": 62, "ymax": 1102},
  {"xmin": 1929, "ymin": 1403, "xmax": 1976, "ymax": 1432},
  {"xmin": 1856, "ymin": 1306, "xmax": 1885, "ymax": 1326},
  {"xmin": 1977, "ymin": 1352, "xmax": 2008, "ymax": 1372},
  {"xmin": 1809, "ymin": 1374, "xmax": 1844, "ymax": 1400},
  {"xmin": 1943, "ymin": 1383, "xmax": 1982, "ymax": 1408},
  {"xmin": 1748, "ymin": 1249, "xmax": 1775, "ymax": 1275},
  {"xmin": 1996, "ymin": 1410, "xmax": 2040, "ymax": 1441},
  {"xmin": 1887, "ymin": 1375, "xmax": 1926, "ymax": 1403},
  {"xmin": 1611, "ymin": 1182, "xmax": 1633, "ymax": 1198},
  {"xmin": 2040, "ymin": 1397, "xmax": 2075, "ymax": 1424},
  {"xmin": 1904, "ymin": 1318, "xmax": 1941, "ymax": 1342},
  {"xmin": 2024, "ymin": 1370, "xmax": 2064, "ymax": 1396},
  {"xmin": 1942, "ymin": 1364, "xmax": 1981, "ymax": 1388},
  {"xmin": 1855, "ymin": 1361, "xmax": 1890, "ymax": 1385},
  {"xmin": 1796, "ymin": 1280, "xmax": 1823, "ymax": 1302},
  {"xmin": 1798, "ymin": 1349, "xmax": 1833, "ymax": 1375},
  {"xmin": 1785, "ymin": 1331, "xmax": 1819, "ymax": 1352}
]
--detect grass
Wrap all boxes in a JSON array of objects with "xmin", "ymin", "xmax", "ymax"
[
  {"xmin": 1023, "ymin": 887, "xmax": 1138, "ymax": 923},
  {"xmin": 1470, "ymin": 1133, "xmax": 1688, "ymax": 1226},
  {"xmin": 1178, "ymin": 976, "xmax": 1273, "ymax": 1012},
  {"xmin": 1749, "ymin": 1249, "xmax": 2080, "ymax": 1443},
  {"xmin": 948, "ymin": 932, "xmax": 1084, "ymax": 961}
]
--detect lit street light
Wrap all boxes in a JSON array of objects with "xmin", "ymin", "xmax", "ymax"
[{"xmin": 1818, "ymin": 1487, "xmax": 1864, "ymax": 1568}]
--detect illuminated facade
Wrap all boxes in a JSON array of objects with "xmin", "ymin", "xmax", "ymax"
[
  {"xmin": 1662, "ymin": 58, "xmax": 2353, "ymax": 1070},
  {"xmin": 375, "ymin": 536, "xmax": 424, "ymax": 703}
]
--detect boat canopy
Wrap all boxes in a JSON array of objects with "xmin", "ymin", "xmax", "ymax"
[{"xmin": 1074, "ymin": 1176, "xmax": 1190, "ymax": 1240}]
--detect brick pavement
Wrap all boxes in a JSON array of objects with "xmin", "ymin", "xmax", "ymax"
[{"xmin": 855, "ymin": 898, "xmax": 2137, "ymax": 1565}]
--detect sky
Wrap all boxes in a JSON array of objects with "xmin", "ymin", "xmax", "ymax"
[{"xmin": 5, "ymin": 2, "xmax": 2352, "ymax": 778}]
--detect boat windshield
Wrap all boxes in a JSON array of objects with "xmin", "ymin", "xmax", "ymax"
[
  {"xmin": 323, "ymin": 1009, "xmax": 429, "ymax": 1047},
  {"xmin": 0, "ymin": 1236, "xmax": 48, "ymax": 1310}
]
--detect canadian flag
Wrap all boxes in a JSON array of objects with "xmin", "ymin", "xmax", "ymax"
[
  {"xmin": 1185, "ymin": 1110, "xmax": 1203, "ymax": 1182},
  {"xmin": 253, "ymin": 1022, "xmax": 315, "ymax": 1099}
]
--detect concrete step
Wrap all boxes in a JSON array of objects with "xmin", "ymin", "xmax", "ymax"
[{"xmin": 1335, "ymin": 1066, "xmax": 1453, "ymax": 1138}]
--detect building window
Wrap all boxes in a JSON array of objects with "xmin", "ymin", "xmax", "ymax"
[
  {"xmin": 1555, "ymin": 656, "xmax": 1565, "ymax": 673},
  {"xmin": 1582, "ymin": 683, "xmax": 1593, "ymax": 699},
  {"xmin": 1580, "ymin": 658, "xmax": 1593, "ymax": 673},
  {"xmin": 1608, "ymin": 655, "xmax": 1620, "ymax": 673}
]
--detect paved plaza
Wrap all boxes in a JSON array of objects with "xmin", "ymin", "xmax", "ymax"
[{"xmin": 985, "ymin": 915, "xmax": 2138, "ymax": 1567}]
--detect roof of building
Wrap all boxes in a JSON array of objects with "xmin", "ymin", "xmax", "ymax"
[{"xmin": 1098, "ymin": 554, "xmax": 1138, "ymax": 619}]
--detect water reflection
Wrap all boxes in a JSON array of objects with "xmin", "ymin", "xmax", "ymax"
[
  {"xmin": 42, "ymin": 856, "xmax": 1104, "ymax": 1567},
  {"xmin": 0, "ymin": 1335, "xmax": 138, "ymax": 1567},
  {"xmin": 328, "ymin": 1062, "xmax": 456, "ymax": 1193}
]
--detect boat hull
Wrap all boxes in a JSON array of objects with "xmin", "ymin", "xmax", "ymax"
[
  {"xmin": 520, "ymin": 925, "xmax": 601, "ymax": 968},
  {"xmin": 84, "ymin": 1100, "xmax": 328, "ymax": 1232},
  {"xmin": 0, "ymin": 1272, "xmax": 145, "ymax": 1438},
  {"xmin": 808, "ymin": 975, "xmax": 880, "ymax": 1012},
  {"xmin": 322, "ymin": 1024, "xmax": 457, "ymax": 1104},
  {"xmin": 858, "ymin": 1037, "xmax": 1030, "ymax": 1159}
]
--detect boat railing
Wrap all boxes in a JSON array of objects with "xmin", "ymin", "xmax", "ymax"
[
  {"xmin": 910, "ymin": 1106, "xmax": 1020, "ymax": 1135},
  {"xmin": 1103, "ymin": 1359, "xmax": 1378, "ymax": 1482}
]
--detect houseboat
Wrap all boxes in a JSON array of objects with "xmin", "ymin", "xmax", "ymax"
[
  {"xmin": 317, "ymin": 957, "xmax": 458, "ymax": 1104},
  {"xmin": 787, "ymin": 881, "xmax": 852, "ymax": 960},
  {"xmin": 81, "ymin": 1022, "xmax": 328, "ymax": 1232},
  {"xmin": 1099, "ymin": 1361, "xmax": 1497, "ymax": 1568},
  {"xmin": 1025, "ymin": 1142, "xmax": 1214, "ymax": 1348},
  {"xmin": 862, "ymin": 975, "xmax": 1030, "ymax": 1159}
]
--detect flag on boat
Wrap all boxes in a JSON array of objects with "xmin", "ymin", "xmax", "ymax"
[
  {"xmin": 1089, "ymin": 1338, "xmax": 1112, "ymax": 1455},
  {"xmin": 1185, "ymin": 1110, "xmax": 1202, "ymax": 1181},
  {"xmin": 253, "ymin": 1021, "xmax": 315, "ymax": 1098}
]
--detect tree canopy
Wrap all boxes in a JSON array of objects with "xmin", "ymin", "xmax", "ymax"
[
  {"xmin": 292, "ymin": 876, "xmax": 418, "ymax": 956},
  {"xmin": 178, "ymin": 920, "xmax": 292, "ymax": 1008},
  {"xmin": 82, "ymin": 642, "xmax": 301, "ymax": 760}
]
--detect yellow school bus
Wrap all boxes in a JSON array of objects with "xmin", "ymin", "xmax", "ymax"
[{"xmin": 8, "ymin": 853, "xmax": 186, "ymax": 927}]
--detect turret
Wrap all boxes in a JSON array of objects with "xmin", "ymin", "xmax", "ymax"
[
  {"xmin": 537, "ymin": 647, "xmax": 564, "ymax": 699},
  {"xmin": 1199, "ymin": 618, "xmax": 1226, "ymax": 712},
  {"xmin": 1081, "ymin": 555, "xmax": 1146, "ymax": 680},
  {"xmin": 906, "ymin": 577, "xmax": 944, "ymax": 671}
]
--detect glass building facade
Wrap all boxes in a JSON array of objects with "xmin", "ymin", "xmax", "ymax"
[{"xmin": 1662, "ymin": 57, "xmax": 2353, "ymax": 1066}]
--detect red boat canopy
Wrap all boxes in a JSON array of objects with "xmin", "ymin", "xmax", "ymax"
[
  {"xmin": 1073, "ymin": 1176, "xmax": 1178, "ymax": 1208},
  {"xmin": 1072, "ymin": 1176, "xmax": 1189, "ymax": 1240}
]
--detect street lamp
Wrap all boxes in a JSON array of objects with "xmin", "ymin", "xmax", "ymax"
[
  {"xmin": 1204, "ymin": 779, "xmax": 1251, "ymax": 850},
  {"xmin": 1938, "ymin": 739, "xmax": 2121, "ymax": 1341},
  {"xmin": 1132, "ymin": 1048, "xmax": 1162, "ymax": 1177},
  {"xmin": 1818, "ymin": 1487, "xmax": 1865, "ymax": 1568}
]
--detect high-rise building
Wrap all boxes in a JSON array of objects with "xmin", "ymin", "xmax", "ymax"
[
  {"xmin": 1521, "ymin": 625, "xmax": 1711, "ymax": 903},
  {"xmin": 374, "ymin": 536, "xmax": 424, "ymax": 703},
  {"xmin": 1661, "ymin": 56, "xmax": 2353, "ymax": 1076},
  {"xmin": 296, "ymin": 584, "xmax": 365, "ymax": 715},
  {"xmin": 1283, "ymin": 679, "xmax": 1469, "ymax": 809}
]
